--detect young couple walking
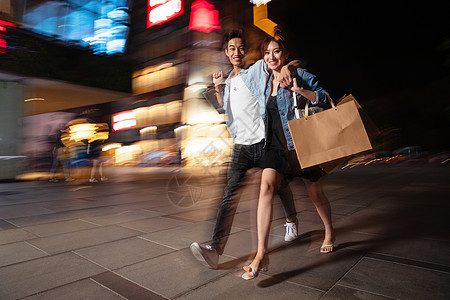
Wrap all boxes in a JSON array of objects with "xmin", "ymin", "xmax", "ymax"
[{"xmin": 191, "ymin": 28, "xmax": 336, "ymax": 280}]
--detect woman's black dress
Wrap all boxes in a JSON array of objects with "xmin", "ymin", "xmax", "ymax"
[{"xmin": 261, "ymin": 95, "xmax": 326, "ymax": 182}]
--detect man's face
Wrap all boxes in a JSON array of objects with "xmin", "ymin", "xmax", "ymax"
[{"xmin": 225, "ymin": 37, "xmax": 246, "ymax": 68}]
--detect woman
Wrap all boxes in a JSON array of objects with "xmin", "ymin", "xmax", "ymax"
[{"xmin": 242, "ymin": 33, "xmax": 336, "ymax": 280}]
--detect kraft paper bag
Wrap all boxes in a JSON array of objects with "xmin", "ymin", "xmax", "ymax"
[
  {"xmin": 288, "ymin": 94, "xmax": 372, "ymax": 169},
  {"xmin": 337, "ymin": 94, "xmax": 380, "ymax": 142}
]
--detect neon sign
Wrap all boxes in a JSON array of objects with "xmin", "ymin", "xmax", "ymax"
[
  {"xmin": 147, "ymin": 0, "xmax": 184, "ymax": 28},
  {"xmin": 0, "ymin": 20, "xmax": 16, "ymax": 54},
  {"xmin": 113, "ymin": 110, "xmax": 137, "ymax": 132},
  {"xmin": 189, "ymin": 0, "xmax": 220, "ymax": 33}
]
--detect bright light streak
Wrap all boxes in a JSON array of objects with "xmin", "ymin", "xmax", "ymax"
[
  {"xmin": 250, "ymin": 0, "xmax": 272, "ymax": 6},
  {"xmin": 113, "ymin": 119, "xmax": 137, "ymax": 131},
  {"xmin": 140, "ymin": 126, "xmax": 157, "ymax": 134},
  {"xmin": 69, "ymin": 123, "xmax": 97, "ymax": 141},
  {"xmin": 113, "ymin": 110, "xmax": 137, "ymax": 132},
  {"xmin": 24, "ymin": 98, "xmax": 45, "ymax": 102},
  {"xmin": 156, "ymin": 62, "xmax": 173, "ymax": 70},
  {"xmin": 148, "ymin": 0, "xmax": 184, "ymax": 27},
  {"xmin": 102, "ymin": 143, "xmax": 122, "ymax": 151}
]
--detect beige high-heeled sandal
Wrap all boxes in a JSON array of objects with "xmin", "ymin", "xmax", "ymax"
[
  {"xmin": 320, "ymin": 243, "xmax": 337, "ymax": 253},
  {"xmin": 241, "ymin": 264, "xmax": 258, "ymax": 280}
]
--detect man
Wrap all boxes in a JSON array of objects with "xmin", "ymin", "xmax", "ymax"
[{"xmin": 190, "ymin": 30, "xmax": 299, "ymax": 269}]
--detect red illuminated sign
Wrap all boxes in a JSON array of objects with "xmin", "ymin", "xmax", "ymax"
[
  {"xmin": 189, "ymin": 0, "xmax": 220, "ymax": 33},
  {"xmin": 113, "ymin": 110, "xmax": 137, "ymax": 132},
  {"xmin": 147, "ymin": 0, "xmax": 184, "ymax": 28},
  {"xmin": 0, "ymin": 20, "xmax": 16, "ymax": 54}
]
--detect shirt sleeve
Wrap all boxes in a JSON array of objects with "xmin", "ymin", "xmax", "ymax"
[
  {"xmin": 297, "ymin": 68, "xmax": 328, "ymax": 105},
  {"xmin": 250, "ymin": 59, "xmax": 270, "ymax": 76}
]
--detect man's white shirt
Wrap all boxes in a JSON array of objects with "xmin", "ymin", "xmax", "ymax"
[{"xmin": 229, "ymin": 74, "xmax": 265, "ymax": 145}]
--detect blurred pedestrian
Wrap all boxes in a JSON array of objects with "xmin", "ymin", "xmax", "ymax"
[
  {"xmin": 87, "ymin": 139, "xmax": 107, "ymax": 182},
  {"xmin": 190, "ymin": 30, "xmax": 301, "ymax": 269},
  {"xmin": 49, "ymin": 130, "xmax": 73, "ymax": 182},
  {"xmin": 241, "ymin": 28, "xmax": 336, "ymax": 280}
]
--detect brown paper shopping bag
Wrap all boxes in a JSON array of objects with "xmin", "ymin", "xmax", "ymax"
[
  {"xmin": 337, "ymin": 94, "xmax": 380, "ymax": 142},
  {"xmin": 288, "ymin": 93, "xmax": 372, "ymax": 169}
]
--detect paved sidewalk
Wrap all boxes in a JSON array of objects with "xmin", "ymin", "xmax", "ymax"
[{"xmin": 0, "ymin": 165, "xmax": 449, "ymax": 299}]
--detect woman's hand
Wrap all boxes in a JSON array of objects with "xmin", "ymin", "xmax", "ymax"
[
  {"xmin": 291, "ymin": 77, "xmax": 303, "ymax": 94},
  {"xmin": 213, "ymin": 71, "xmax": 224, "ymax": 88},
  {"xmin": 291, "ymin": 78, "xmax": 317, "ymax": 102}
]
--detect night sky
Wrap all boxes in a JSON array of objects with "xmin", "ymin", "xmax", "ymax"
[{"xmin": 268, "ymin": 0, "xmax": 449, "ymax": 149}]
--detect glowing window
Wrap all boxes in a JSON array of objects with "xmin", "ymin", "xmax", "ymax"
[{"xmin": 147, "ymin": 0, "xmax": 184, "ymax": 28}]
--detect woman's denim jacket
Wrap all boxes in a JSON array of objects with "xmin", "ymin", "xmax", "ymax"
[
  {"xmin": 264, "ymin": 67, "xmax": 328, "ymax": 150},
  {"xmin": 223, "ymin": 59, "xmax": 269, "ymax": 138}
]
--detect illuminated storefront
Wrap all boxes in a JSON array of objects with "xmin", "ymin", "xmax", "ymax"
[{"xmin": 21, "ymin": 0, "xmax": 131, "ymax": 55}]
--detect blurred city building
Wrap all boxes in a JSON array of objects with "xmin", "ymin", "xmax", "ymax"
[{"xmin": 0, "ymin": 0, "xmax": 273, "ymax": 180}]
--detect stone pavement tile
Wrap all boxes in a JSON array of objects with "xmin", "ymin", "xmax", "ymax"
[
  {"xmin": 0, "ymin": 204, "xmax": 54, "ymax": 219},
  {"xmin": 330, "ymin": 202, "xmax": 367, "ymax": 216},
  {"xmin": 331, "ymin": 195, "xmax": 377, "ymax": 207},
  {"xmin": 301, "ymin": 206, "xmax": 346, "ymax": 224},
  {"xmin": 229, "ymin": 210, "xmax": 256, "ymax": 230},
  {"xmin": 329, "ymin": 229, "xmax": 383, "ymax": 252},
  {"xmin": 221, "ymin": 230, "xmax": 285, "ymax": 263},
  {"xmin": 0, "ymin": 219, "xmax": 17, "ymax": 229},
  {"xmin": 259, "ymin": 242, "xmax": 365, "ymax": 291},
  {"xmin": 39, "ymin": 199, "xmax": 104, "ymax": 212},
  {"xmin": 338, "ymin": 257, "xmax": 450, "ymax": 299},
  {"xmin": 166, "ymin": 207, "xmax": 218, "ymax": 223},
  {"xmin": 119, "ymin": 216, "xmax": 191, "ymax": 233},
  {"xmin": 75, "ymin": 237, "xmax": 175, "ymax": 270},
  {"xmin": 332, "ymin": 208, "xmax": 392, "ymax": 237},
  {"xmin": 0, "ymin": 252, "xmax": 106, "ymax": 300},
  {"xmin": 139, "ymin": 221, "xmax": 241, "ymax": 250},
  {"xmin": 80, "ymin": 209, "xmax": 162, "ymax": 226},
  {"xmin": 115, "ymin": 248, "xmax": 233, "ymax": 299},
  {"xmin": 92, "ymin": 271, "xmax": 166, "ymax": 300},
  {"xmin": 322, "ymin": 284, "xmax": 393, "ymax": 299},
  {"xmin": 149, "ymin": 203, "xmax": 205, "ymax": 215},
  {"xmin": 92, "ymin": 195, "xmax": 169, "ymax": 207},
  {"xmin": 235, "ymin": 198, "xmax": 258, "ymax": 213},
  {"xmin": 371, "ymin": 236, "xmax": 450, "ymax": 267},
  {"xmin": 73, "ymin": 205, "xmax": 132, "ymax": 217},
  {"xmin": 174, "ymin": 271, "xmax": 323, "ymax": 300},
  {"xmin": 6, "ymin": 211, "xmax": 82, "ymax": 227},
  {"xmin": 0, "ymin": 228, "xmax": 38, "ymax": 245},
  {"xmin": 28, "ymin": 225, "xmax": 142, "ymax": 254},
  {"xmin": 23, "ymin": 219, "xmax": 100, "ymax": 237},
  {"xmin": 0, "ymin": 241, "xmax": 48, "ymax": 267},
  {"xmin": 112, "ymin": 199, "xmax": 172, "ymax": 211},
  {"xmin": 21, "ymin": 278, "xmax": 125, "ymax": 300}
]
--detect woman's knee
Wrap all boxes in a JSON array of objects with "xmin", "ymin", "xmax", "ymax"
[{"xmin": 260, "ymin": 180, "xmax": 277, "ymax": 197}]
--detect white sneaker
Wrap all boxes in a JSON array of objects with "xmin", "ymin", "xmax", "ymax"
[
  {"xmin": 65, "ymin": 177, "xmax": 74, "ymax": 182},
  {"xmin": 284, "ymin": 221, "xmax": 298, "ymax": 242},
  {"xmin": 101, "ymin": 177, "xmax": 108, "ymax": 182},
  {"xmin": 89, "ymin": 178, "xmax": 98, "ymax": 183}
]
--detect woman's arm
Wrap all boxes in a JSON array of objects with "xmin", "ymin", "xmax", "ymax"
[{"xmin": 291, "ymin": 69, "xmax": 327, "ymax": 105}]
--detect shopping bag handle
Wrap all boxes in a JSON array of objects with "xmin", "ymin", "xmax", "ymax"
[{"xmin": 298, "ymin": 92, "xmax": 335, "ymax": 118}]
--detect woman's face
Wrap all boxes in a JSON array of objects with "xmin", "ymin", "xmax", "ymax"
[{"xmin": 264, "ymin": 40, "xmax": 286, "ymax": 72}]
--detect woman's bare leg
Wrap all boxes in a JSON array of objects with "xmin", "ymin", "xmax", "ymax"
[
  {"xmin": 303, "ymin": 178, "xmax": 335, "ymax": 251},
  {"xmin": 247, "ymin": 168, "xmax": 282, "ymax": 271}
]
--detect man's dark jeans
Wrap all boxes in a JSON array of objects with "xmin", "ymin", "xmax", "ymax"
[{"xmin": 211, "ymin": 141, "xmax": 296, "ymax": 255}]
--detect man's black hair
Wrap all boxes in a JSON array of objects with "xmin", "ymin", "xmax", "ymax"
[{"xmin": 223, "ymin": 29, "xmax": 246, "ymax": 49}]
